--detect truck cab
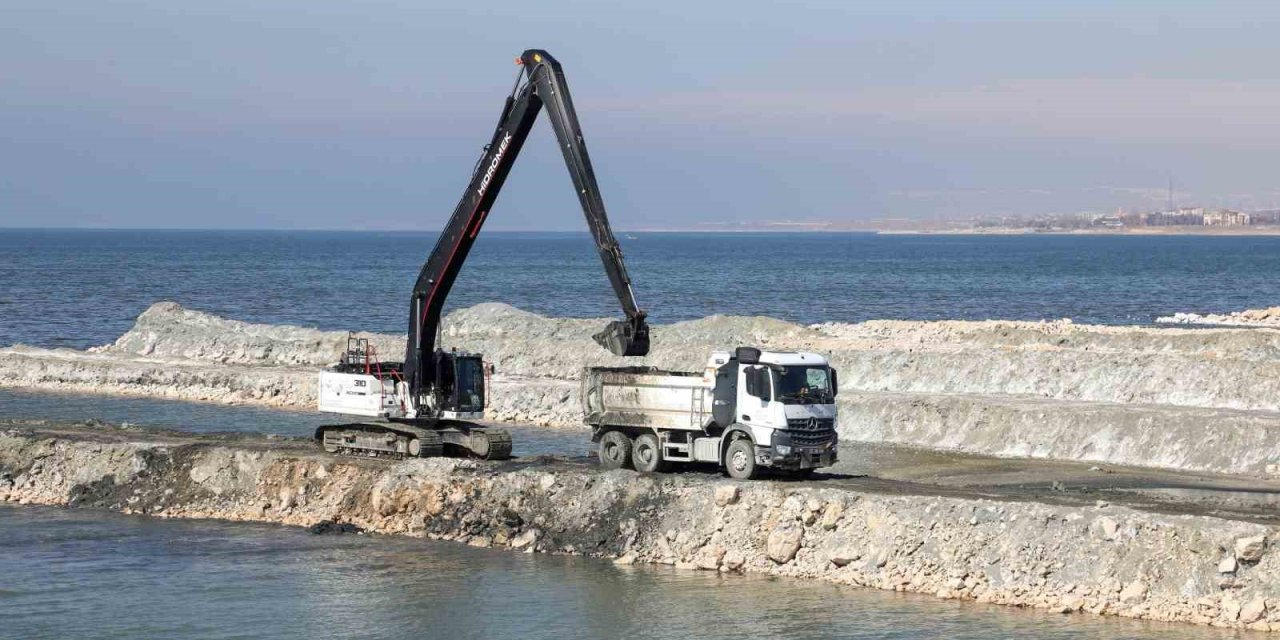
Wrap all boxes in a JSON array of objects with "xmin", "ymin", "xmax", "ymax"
[
  {"xmin": 583, "ymin": 346, "xmax": 839, "ymax": 479},
  {"xmin": 713, "ymin": 347, "xmax": 839, "ymax": 476}
]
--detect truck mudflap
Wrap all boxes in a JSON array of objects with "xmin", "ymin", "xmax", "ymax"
[{"xmin": 756, "ymin": 442, "xmax": 838, "ymax": 470}]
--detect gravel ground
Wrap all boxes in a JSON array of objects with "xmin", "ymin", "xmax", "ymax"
[{"xmin": 3, "ymin": 420, "xmax": 1280, "ymax": 632}]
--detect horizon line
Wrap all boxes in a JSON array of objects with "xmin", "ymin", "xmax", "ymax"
[{"xmin": 0, "ymin": 226, "xmax": 882, "ymax": 234}]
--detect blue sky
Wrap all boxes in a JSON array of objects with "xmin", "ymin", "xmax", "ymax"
[{"xmin": 3, "ymin": 1, "xmax": 1279, "ymax": 230}]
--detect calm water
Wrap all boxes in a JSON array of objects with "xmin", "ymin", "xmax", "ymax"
[
  {"xmin": 2, "ymin": 229, "xmax": 1276, "ymax": 639},
  {"xmin": 0, "ymin": 388, "xmax": 590, "ymax": 459},
  {"xmin": 4, "ymin": 229, "xmax": 1280, "ymax": 349},
  {"xmin": 0, "ymin": 504, "xmax": 1249, "ymax": 640}
]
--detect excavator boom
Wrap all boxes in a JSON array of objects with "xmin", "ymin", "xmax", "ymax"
[{"xmin": 402, "ymin": 49, "xmax": 649, "ymax": 412}]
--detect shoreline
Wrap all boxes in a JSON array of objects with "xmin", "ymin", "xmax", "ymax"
[
  {"xmin": 878, "ymin": 227, "xmax": 1280, "ymax": 236},
  {"xmin": 2, "ymin": 422, "xmax": 1277, "ymax": 631}
]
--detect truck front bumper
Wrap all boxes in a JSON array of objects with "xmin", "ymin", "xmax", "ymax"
[{"xmin": 756, "ymin": 442, "xmax": 838, "ymax": 470}]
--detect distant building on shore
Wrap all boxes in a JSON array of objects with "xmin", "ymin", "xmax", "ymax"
[
  {"xmin": 1144, "ymin": 208, "xmax": 1207, "ymax": 226},
  {"xmin": 1203, "ymin": 210, "xmax": 1251, "ymax": 226},
  {"xmin": 944, "ymin": 205, "xmax": 1276, "ymax": 232}
]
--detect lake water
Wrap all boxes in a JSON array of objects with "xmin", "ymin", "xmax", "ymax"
[
  {"xmin": 4, "ymin": 229, "xmax": 1280, "ymax": 349},
  {"xmin": 0, "ymin": 504, "xmax": 1247, "ymax": 640}
]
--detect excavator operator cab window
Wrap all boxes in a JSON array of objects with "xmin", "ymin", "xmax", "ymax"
[{"xmin": 451, "ymin": 356, "xmax": 486, "ymax": 413}]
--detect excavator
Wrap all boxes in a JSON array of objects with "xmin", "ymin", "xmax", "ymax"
[{"xmin": 314, "ymin": 49, "xmax": 650, "ymax": 460}]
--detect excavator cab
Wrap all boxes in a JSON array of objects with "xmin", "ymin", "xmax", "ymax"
[{"xmin": 433, "ymin": 350, "xmax": 486, "ymax": 416}]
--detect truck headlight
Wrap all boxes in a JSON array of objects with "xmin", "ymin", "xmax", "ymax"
[{"xmin": 775, "ymin": 444, "xmax": 792, "ymax": 455}]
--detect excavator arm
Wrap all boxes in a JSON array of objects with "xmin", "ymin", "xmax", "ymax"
[{"xmin": 401, "ymin": 49, "xmax": 650, "ymax": 410}]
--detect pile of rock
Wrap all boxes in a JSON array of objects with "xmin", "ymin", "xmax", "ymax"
[{"xmin": 1158, "ymin": 307, "xmax": 1280, "ymax": 327}]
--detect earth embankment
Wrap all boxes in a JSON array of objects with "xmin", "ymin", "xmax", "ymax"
[
  {"xmin": 4, "ymin": 301, "xmax": 1280, "ymax": 474},
  {"xmin": 2, "ymin": 423, "xmax": 1278, "ymax": 631}
]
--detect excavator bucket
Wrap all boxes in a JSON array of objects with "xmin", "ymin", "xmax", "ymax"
[{"xmin": 593, "ymin": 316, "xmax": 650, "ymax": 357}]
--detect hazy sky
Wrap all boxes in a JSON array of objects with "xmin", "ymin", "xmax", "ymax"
[{"xmin": 3, "ymin": 1, "xmax": 1279, "ymax": 230}]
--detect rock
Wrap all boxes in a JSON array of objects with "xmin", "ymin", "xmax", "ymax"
[
  {"xmin": 467, "ymin": 536, "xmax": 493, "ymax": 548},
  {"xmin": 674, "ymin": 531, "xmax": 692, "ymax": 550},
  {"xmin": 1235, "ymin": 535, "xmax": 1267, "ymax": 563},
  {"xmin": 767, "ymin": 523, "xmax": 803, "ymax": 564},
  {"xmin": 805, "ymin": 498, "xmax": 822, "ymax": 513},
  {"xmin": 713, "ymin": 485, "xmax": 739, "ymax": 507},
  {"xmin": 539, "ymin": 474, "xmax": 556, "ymax": 490},
  {"xmin": 722, "ymin": 550, "xmax": 746, "ymax": 571},
  {"xmin": 499, "ymin": 508, "xmax": 523, "ymax": 528},
  {"xmin": 820, "ymin": 501, "xmax": 844, "ymax": 530},
  {"xmin": 613, "ymin": 553, "xmax": 637, "ymax": 565},
  {"xmin": 1218, "ymin": 556, "xmax": 1238, "ymax": 575},
  {"xmin": 1222, "ymin": 597, "xmax": 1242, "ymax": 621},
  {"xmin": 694, "ymin": 545, "xmax": 725, "ymax": 570},
  {"xmin": 307, "ymin": 520, "xmax": 364, "ymax": 535},
  {"xmin": 873, "ymin": 549, "xmax": 889, "ymax": 568},
  {"xmin": 1240, "ymin": 598, "xmax": 1267, "ymax": 624},
  {"xmin": 1118, "ymin": 581, "xmax": 1147, "ymax": 604},
  {"xmin": 830, "ymin": 547, "xmax": 860, "ymax": 567},
  {"xmin": 1095, "ymin": 517, "xmax": 1119, "ymax": 541},
  {"xmin": 1060, "ymin": 594, "xmax": 1084, "ymax": 611},
  {"xmin": 510, "ymin": 529, "xmax": 539, "ymax": 549}
]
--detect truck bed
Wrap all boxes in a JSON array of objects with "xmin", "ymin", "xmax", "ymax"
[{"xmin": 581, "ymin": 367, "xmax": 712, "ymax": 432}]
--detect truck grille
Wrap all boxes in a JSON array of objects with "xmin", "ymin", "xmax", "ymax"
[{"xmin": 785, "ymin": 417, "xmax": 836, "ymax": 447}]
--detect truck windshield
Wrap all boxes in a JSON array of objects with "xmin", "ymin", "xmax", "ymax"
[{"xmin": 773, "ymin": 366, "xmax": 833, "ymax": 404}]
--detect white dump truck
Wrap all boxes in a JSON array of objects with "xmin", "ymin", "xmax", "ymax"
[{"xmin": 582, "ymin": 347, "xmax": 838, "ymax": 479}]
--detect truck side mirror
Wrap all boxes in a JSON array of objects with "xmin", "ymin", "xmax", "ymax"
[{"xmin": 830, "ymin": 368, "xmax": 838, "ymax": 396}]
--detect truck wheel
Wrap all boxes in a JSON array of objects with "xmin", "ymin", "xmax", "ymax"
[
  {"xmin": 724, "ymin": 438, "xmax": 758, "ymax": 480},
  {"xmin": 632, "ymin": 433, "xmax": 669, "ymax": 473},
  {"xmin": 598, "ymin": 431, "xmax": 633, "ymax": 470}
]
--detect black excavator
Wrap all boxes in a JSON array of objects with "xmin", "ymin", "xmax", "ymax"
[{"xmin": 315, "ymin": 49, "xmax": 650, "ymax": 460}]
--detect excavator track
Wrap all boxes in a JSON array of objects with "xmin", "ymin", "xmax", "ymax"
[
  {"xmin": 316, "ymin": 423, "xmax": 443, "ymax": 459},
  {"xmin": 315, "ymin": 422, "xmax": 512, "ymax": 460},
  {"xmin": 469, "ymin": 428, "xmax": 512, "ymax": 461}
]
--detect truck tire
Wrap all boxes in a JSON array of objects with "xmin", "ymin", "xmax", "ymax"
[
  {"xmin": 724, "ymin": 438, "xmax": 758, "ymax": 480},
  {"xmin": 632, "ymin": 433, "xmax": 669, "ymax": 473},
  {"xmin": 598, "ymin": 430, "xmax": 633, "ymax": 470}
]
